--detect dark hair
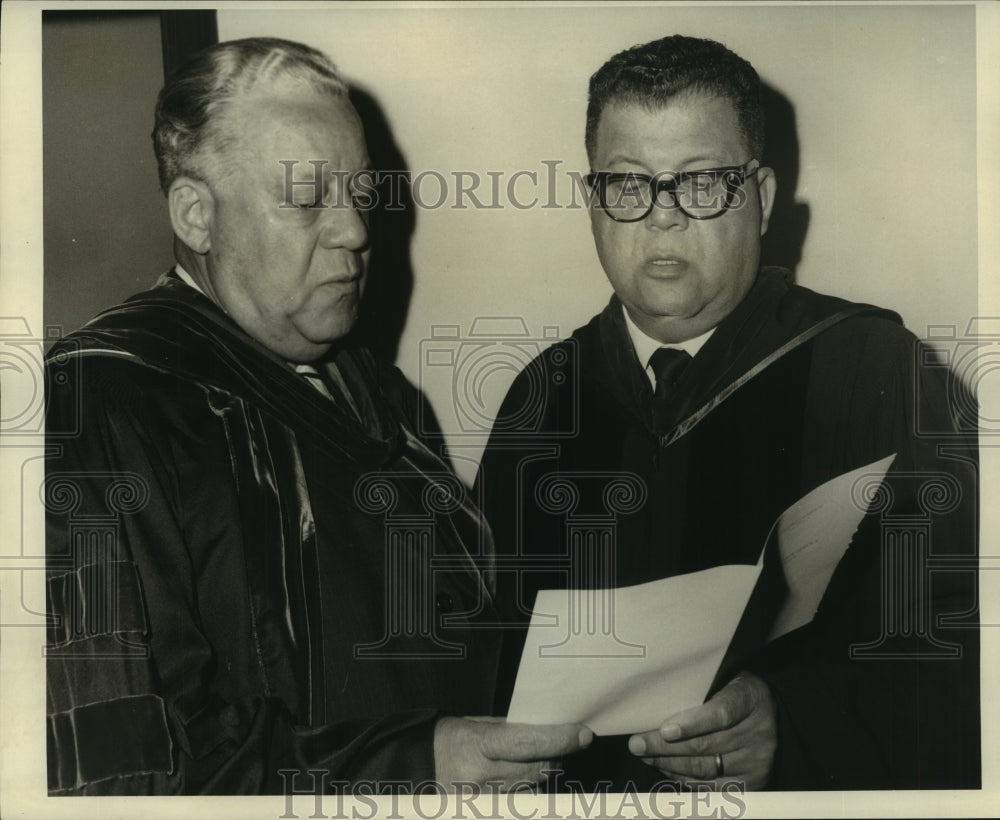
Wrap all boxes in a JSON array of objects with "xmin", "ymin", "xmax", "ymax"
[
  {"xmin": 585, "ymin": 35, "xmax": 764, "ymax": 165},
  {"xmin": 152, "ymin": 37, "xmax": 348, "ymax": 194}
]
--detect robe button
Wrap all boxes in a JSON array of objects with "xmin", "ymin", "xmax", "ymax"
[{"xmin": 435, "ymin": 592, "xmax": 454, "ymax": 613}]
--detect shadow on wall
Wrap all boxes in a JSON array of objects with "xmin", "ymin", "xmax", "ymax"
[
  {"xmin": 755, "ymin": 84, "xmax": 980, "ymax": 406},
  {"xmin": 349, "ymin": 86, "xmax": 415, "ymax": 366},
  {"xmin": 347, "ymin": 87, "xmax": 457, "ymax": 461},
  {"xmin": 760, "ymin": 82, "xmax": 810, "ymax": 280}
]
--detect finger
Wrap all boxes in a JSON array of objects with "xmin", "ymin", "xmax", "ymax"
[
  {"xmin": 656, "ymin": 677, "xmax": 757, "ymax": 741},
  {"xmin": 653, "ymin": 768, "xmax": 725, "ymax": 790},
  {"xmin": 629, "ymin": 725, "xmax": 742, "ymax": 758},
  {"xmin": 647, "ymin": 757, "xmax": 719, "ymax": 781},
  {"xmin": 462, "ymin": 715, "xmax": 505, "ymax": 725},
  {"xmin": 482, "ymin": 722, "xmax": 594, "ymax": 762},
  {"xmin": 644, "ymin": 749, "xmax": 744, "ymax": 780},
  {"xmin": 440, "ymin": 759, "xmax": 550, "ymax": 792}
]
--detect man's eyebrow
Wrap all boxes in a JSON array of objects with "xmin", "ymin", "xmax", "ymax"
[
  {"xmin": 601, "ymin": 154, "xmax": 653, "ymax": 172},
  {"xmin": 674, "ymin": 155, "xmax": 738, "ymax": 169},
  {"xmin": 600, "ymin": 154, "xmax": 738, "ymax": 172}
]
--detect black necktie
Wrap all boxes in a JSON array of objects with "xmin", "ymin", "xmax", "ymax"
[
  {"xmin": 649, "ymin": 347, "xmax": 692, "ymax": 429},
  {"xmin": 295, "ymin": 363, "xmax": 361, "ymax": 420},
  {"xmin": 295, "ymin": 363, "xmax": 334, "ymax": 398}
]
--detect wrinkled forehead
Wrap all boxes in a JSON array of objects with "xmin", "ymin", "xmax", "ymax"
[
  {"xmin": 216, "ymin": 83, "xmax": 368, "ymax": 170},
  {"xmin": 222, "ymin": 75, "xmax": 359, "ymax": 136}
]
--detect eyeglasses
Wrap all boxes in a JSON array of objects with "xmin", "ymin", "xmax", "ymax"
[{"xmin": 586, "ymin": 160, "xmax": 760, "ymax": 222}]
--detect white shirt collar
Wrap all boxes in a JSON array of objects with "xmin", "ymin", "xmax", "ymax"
[
  {"xmin": 173, "ymin": 263, "xmax": 206, "ymax": 296},
  {"xmin": 621, "ymin": 303, "xmax": 715, "ymax": 387}
]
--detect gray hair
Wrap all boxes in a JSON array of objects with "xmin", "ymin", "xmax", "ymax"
[{"xmin": 152, "ymin": 37, "xmax": 348, "ymax": 193}]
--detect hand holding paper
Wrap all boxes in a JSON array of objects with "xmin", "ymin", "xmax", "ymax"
[
  {"xmin": 506, "ymin": 454, "xmax": 896, "ymax": 738},
  {"xmin": 433, "ymin": 716, "xmax": 594, "ymax": 792},
  {"xmin": 628, "ymin": 671, "xmax": 777, "ymax": 789},
  {"xmin": 506, "ymin": 563, "xmax": 762, "ymax": 736}
]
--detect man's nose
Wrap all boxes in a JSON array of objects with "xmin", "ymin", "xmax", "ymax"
[
  {"xmin": 319, "ymin": 205, "xmax": 369, "ymax": 251},
  {"xmin": 645, "ymin": 193, "xmax": 689, "ymax": 231}
]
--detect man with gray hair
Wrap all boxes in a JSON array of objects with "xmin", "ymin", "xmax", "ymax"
[{"xmin": 44, "ymin": 37, "xmax": 589, "ymax": 795}]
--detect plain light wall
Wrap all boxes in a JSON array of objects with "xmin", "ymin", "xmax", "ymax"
[
  {"xmin": 42, "ymin": 12, "xmax": 174, "ymax": 339},
  {"xmin": 216, "ymin": 5, "xmax": 978, "ymax": 483}
]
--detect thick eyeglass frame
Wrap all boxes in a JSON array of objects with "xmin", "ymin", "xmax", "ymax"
[{"xmin": 586, "ymin": 159, "xmax": 760, "ymax": 222}]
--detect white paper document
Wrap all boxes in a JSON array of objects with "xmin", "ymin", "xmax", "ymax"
[{"xmin": 506, "ymin": 453, "xmax": 896, "ymax": 735}]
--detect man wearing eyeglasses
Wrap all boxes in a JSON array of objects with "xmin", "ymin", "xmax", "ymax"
[{"xmin": 477, "ymin": 35, "xmax": 978, "ymax": 791}]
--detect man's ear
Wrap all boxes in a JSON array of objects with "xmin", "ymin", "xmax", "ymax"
[
  {"xmin": 168, "ymin": 176, "xmax": 215, "ymax": 254},
  {"xmin": 756, "ymin": 166, "xmax": 777, "ymax": 237}
]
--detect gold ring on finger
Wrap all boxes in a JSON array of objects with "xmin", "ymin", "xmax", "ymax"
[{"xmin": 714, "ymin": 752, "xmax": 725, "ymax": 778}]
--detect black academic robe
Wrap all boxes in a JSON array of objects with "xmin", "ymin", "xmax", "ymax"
[
  {"xmin": 476, "ymin": 268, "xmax": 979, "ymax": 790},
  {"xmin": 45, "ymin": 273, "xmax": 499, "ymax": 794}
]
